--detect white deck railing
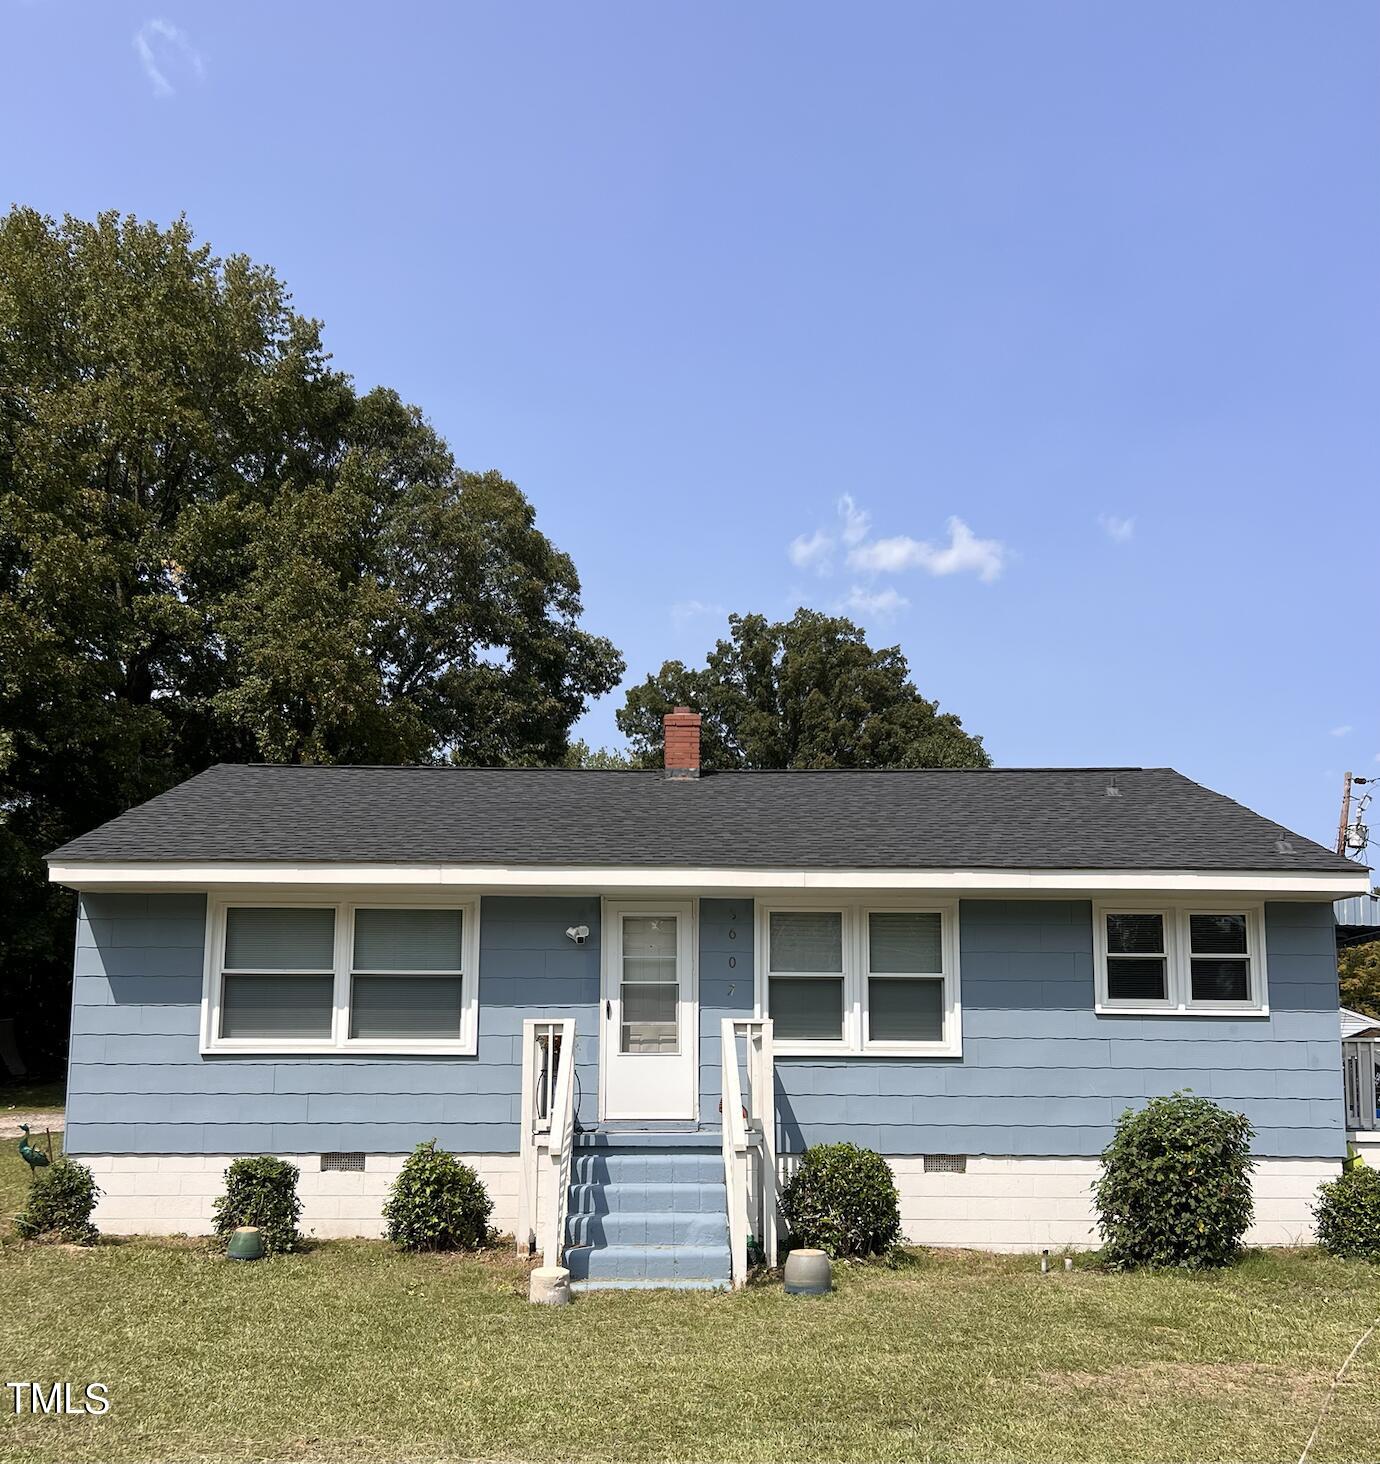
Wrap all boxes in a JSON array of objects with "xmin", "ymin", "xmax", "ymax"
[
  {"xmin": 720, "ymin": 1017, "xmax": 777, "ymax": 1288},
  {"xmin": 517, "ymin": 1018, "xmax": 578, "ymax": 1266},
  {"xmin": 1344, "ymin": 1038, "xmax": 1378, "ymax": 1132}
]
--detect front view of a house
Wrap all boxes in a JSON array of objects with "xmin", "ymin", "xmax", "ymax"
[{"xmin": 47, "ymin": 711, "xmax": 1370, "ymax": 1287}]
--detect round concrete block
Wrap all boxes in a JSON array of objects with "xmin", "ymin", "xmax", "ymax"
[
  {"xmin": 783, "ymin": 1248, "xmax": 832, "ymax": 1295},
  {"xmin": 529, "ymin": 1266, "xmax": 572, "ymax": 1306}
]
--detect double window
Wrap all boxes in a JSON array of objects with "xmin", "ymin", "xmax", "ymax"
[
  {"xmin": 1093, "ymin": 903, "xmax": 1266, "ymax": 1014},
  {"xmin": 759, "ymin": 903, "xmax": 959, "ymax": 1055},
  {"xmin": 205, "ymin": 900, "xmax": 479, "ymax": 1053}
]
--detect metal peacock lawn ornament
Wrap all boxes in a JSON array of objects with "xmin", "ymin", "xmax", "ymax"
[{"xmin": 18, "ymin": 1124, "xmax": 52, "ymax": 1171}]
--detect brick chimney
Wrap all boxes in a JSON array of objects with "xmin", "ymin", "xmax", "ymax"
[{"xmin": 663, "ymin": 707, "xmax": 701, "ymax": 780}]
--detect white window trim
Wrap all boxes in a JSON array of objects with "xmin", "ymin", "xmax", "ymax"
[
  {"xmin": 755, "ymin": 899, "xmax": 961, "ymax": 1057},
  {"xmin": 201, "ymin": 895, "xmax": 481, "ymax": 1056},
  {"xmin": 1092, "ymin": 901, "xmax": 1268, "ymax": 1016}
]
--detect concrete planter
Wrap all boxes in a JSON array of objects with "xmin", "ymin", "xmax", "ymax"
[
  {"xmin": 529, "ymin": 1266, "xmax": 572, "ymax": 1306},
  {"xmin": 783, "ymin": 1247, "xmax": 832, "ymax": 1295}
]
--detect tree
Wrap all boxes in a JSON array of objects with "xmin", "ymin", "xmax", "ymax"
[
  {"xmin": 616, "ymin": 608, "xmax": 988, "ymax": 770},
  {"xmin": 1340, "ymin": 940, "xmax": 1380, "ymax": 1020},
  {"xmin": 0, "ymin": 208, "xmax": 623, "ymax": 1071},
  {"xmin": 561, "ymin": 740, "xmax": 635, "ymax": 769}
]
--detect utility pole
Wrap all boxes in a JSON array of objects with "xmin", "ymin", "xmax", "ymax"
[{"xmin": 1337, "ymin": 771, "xmax": 1354, "ymax": 856}]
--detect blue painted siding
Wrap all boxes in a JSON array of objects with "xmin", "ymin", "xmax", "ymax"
[
  {"xmin": 65, "ymin": 893, "xmax": 600, "ymax": 1155},
  {"xmin": 774, "ymin": 900, "xmax": 1345, "ymax": 1159},
  {"xmin": 697, "ymin": 898, "xmax": 755, "ymax": 1117},
  {"xmin": 65, "ymin": 892, "xmax": 1345, "ymax": 1161}
]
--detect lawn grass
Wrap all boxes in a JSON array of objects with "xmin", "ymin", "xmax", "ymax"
[
  {"xmin": 2, "ymin": 1144, "xmax": 1378, "ymax": 1464},
  {"xmin": 0, "ymin": 1077, "xmax": 65, "ymax": 1114}
]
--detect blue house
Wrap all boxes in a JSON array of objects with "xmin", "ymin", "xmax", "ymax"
[{"xmin": 48, "ymin": 710, "xmax": 1369, "ymax": 1288}]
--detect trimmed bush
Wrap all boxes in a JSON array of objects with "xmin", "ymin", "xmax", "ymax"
[
  {"xmin": 14, "ymin": 1157, "xmax": 101, "ymax": 1244},
  {"xmin": 1313, "ymin": 1166, "xmax": 1380, "ymax": 1262},
  {"xmin": 212, "ymin": 1156, "xmax": 302, "ymax": 1255},
  {"xmin": 780, "ymin": 1142, "xmax": 901, "ymax": 1258},
  {"xmin": 383, "ymin": 1141, "xmax": 494, "ymax": 1251},
  {"xmin": 1093, "ymin": 1092, "xmax": 1255, "ymax": 1270}
]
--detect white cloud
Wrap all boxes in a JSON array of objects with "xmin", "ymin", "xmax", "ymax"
[
  {"xmin": 1099, "ymin": 514, "xmax": 1135, "ymax": 544},
  {"xmin": 134, "ymin": 19, "xmax": 204, "ymax": 98},
  {"xmin": 847, "ymin": 516, "xmax": 1007, "ymax": 583},
  {"xmin": 843, "ymin": 586, "xmax": 908, "ymax": 618},
  {"xmin": 670, "ymin": 599, "xmax": 726, "ymax": 627},
  {"xmin": 1331, "ymin": 725, "xmax": 1354, "ymax": 738},
  {"xmin": 838, "ymin": 494, "xmax": 870, "ymax": 546},
  {"xmin": 788, "ymin": 529, "xmax": 833, "ymax": 575}
]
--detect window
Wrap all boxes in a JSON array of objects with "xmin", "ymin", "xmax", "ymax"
[
  {"xmin": 1093, "ymin": 904, "xmax": 1267, "ymax": 1015},
  {"xmin": 759, "ymin": 903, "xmax": 959, "ymax": 1054},
  {"xmin": 220, "ymin": 906, "xmax": 335, "ymax": 1039},
  {"xmin": 866, "ymin": 912, "xmax": 945, "ymax": 1042},
  {"xmin": 620, "ymin": 914, "xmax": 680, "ymax": 1054},
  {"xmin": 350, "ymin": 908, "xmax": 466, "ymax": 1041},
  {"xmin": 1104, "ymin": 912, "xmax": 1168, "ymax": 1004},
  {"xmin": 767, "ymin": 911, "xmax": 845, "ymax": 1042},
  {"xmin": 204, "ymin": 899, "xmax": 479, "ymax": 1053}
]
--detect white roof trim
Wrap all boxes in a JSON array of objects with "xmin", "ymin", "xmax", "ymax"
[{"xmin": 47, "ymin": 860, "xmax": 1372, "ymax": 898}]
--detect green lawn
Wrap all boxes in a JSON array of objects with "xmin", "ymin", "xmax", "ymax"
[
  {"xmin": 0, "ymin": 1077, "xmax": 65, "ymax": 1114},
  {"xmin": 2, "ymin": 1146, "xmax": 1378, "ymax": 1464}
]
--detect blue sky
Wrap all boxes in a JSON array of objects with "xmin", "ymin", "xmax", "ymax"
[{"xmin": 5, "ymin": 2, "xmax": 1377, "ymax": 848}]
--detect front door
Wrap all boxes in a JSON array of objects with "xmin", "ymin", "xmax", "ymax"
[{"xmin": 601, "ymin": 901, "xmax": 697, "ymax": 1121}]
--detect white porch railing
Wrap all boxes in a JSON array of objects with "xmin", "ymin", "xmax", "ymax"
[
  {"xmin": 517, "ymin": 1018, "xmax": 577, "ymax": 1266},
  {"xmin": 720, "ymin": 1017, "xmax": 777, "ymax": 1288},
  {"xmin": 1344, "ymin": 1038, "xmax": 1378, "ymax": 1132}
]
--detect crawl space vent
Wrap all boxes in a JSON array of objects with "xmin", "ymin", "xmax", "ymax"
[
  {"xmin": 321, "ymin": 1152, "xmax": 365, "ymax": 1172},
  {"xmin": 924, "ymin": 1154, "xmax": 967, "ymax": 1174}
]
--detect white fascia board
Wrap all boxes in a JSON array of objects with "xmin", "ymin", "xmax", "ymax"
[{"xmin": 46, "ymin": 860, "xmax": 1372, "ymax": 899}]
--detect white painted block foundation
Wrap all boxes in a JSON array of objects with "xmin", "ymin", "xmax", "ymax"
[
  {"xmin": 82, "ymin": 1149, "xmax": 1341, "ymax": 1249},
  {"xmin": 782, "ymin": 1154, "xmax": 1341, "ymax": 1252},
  {"xmin": 1348, "ymin": 1130, "xmax": 1380, "ymax": 1166},
  {"xmin": 82, "ymin": 1154, "xmax": 521, "ymax": 1240}
]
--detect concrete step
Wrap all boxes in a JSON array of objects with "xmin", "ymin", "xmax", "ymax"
[
  {"xmin": 565, "ymin": 1242, "xmax": 732, "ymax": 1285},
  {"xmin": 575, "ymin": 1128, "xmax": 722, "ymax": 1149},
  {"xmin": 566, "ymin": 1209, "xmax": 729, "ymax": 1249},
  {"xmin": 571, "ymin": 1149, "xmax": 722, "ymax": 1185},
  {"xmin": 571, "ymin": 1277, "xmax": 730, "ymax": 1293},
  {"xmin": 567, "ymin": 1180, "xmax": 726, "ymax": 1215}
]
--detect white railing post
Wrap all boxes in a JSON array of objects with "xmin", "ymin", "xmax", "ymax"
[
  {"xmin": 757, "ymin": 1018, "xmax": 777, "ymax": 1264},
  {"xmin": 519, "ymin": 1019, "xmax": 578, "ymax": 1265},
  {"xmin": 543, "ymin": 1020, "xmax": 577, "ymax": 1268},
  {"xmin": 517, "ymin": 1022, "xmax": 538, "ymax": 1254},
  {"xmin": 721, "ymin": 1018, "xmax": 749, "ymax": 1286},
  {"xmin": 1345, "ymin": 1039, "xmax": 1378, "ymax": 1132},
  {"xmin": 720, "ymin": 1016, "xmax": 775, "ymax": 1287}
]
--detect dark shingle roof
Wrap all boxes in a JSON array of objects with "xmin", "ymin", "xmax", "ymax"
[{"xmin": 47, "ymin": 764, "xmax": 1358, "ymax": 872}]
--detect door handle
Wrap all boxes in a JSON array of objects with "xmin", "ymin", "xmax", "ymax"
[{"xmin": 606, "ymin": 999, "xmax": 612, "ymax": 1020}]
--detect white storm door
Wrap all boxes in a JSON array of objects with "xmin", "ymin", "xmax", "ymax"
[{"xmin": 601, "ymin": 902, "xmax": 696, "ymax": 1121}]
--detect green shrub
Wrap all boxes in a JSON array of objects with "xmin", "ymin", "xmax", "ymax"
[
  {"xmin": 780, "ymin": 1142, "xmax": 901, "ymax": 1258},
  {"xmin": 14, "ymin": 1157, "xmax": 101, "ymax": 1244},
  {"xmin": 212, "ymin": 1156, "xmax": 302, "ymax": 1255},
  {"xmin": 383, "ymin": 1141, "xmax": 494, "ymax": 1251},
  {"xmin": 1093, "ymin": 1092, "xmax": 1255, "ymax": 1270},
  {"xmin": 1313, "ymin": 1166, "xmax": 1380, "ymax": 1261}
]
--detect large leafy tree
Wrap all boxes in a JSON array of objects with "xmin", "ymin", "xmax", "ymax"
[
  {"xmin": 1340, "ymin": 940, "xmax": 1380, "ymax": 1020},
  {"xmin": 617, "ymin": 608, "xmax": 988, "ymax": 770},
  {"xmin": 0, "ymin": 208, "xmax": 622, "ymax": 1070}
]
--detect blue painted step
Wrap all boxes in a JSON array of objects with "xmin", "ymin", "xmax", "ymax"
[{"xmin": 564, "ymin": 1133, "xmax": 731, "ymax": 1292}]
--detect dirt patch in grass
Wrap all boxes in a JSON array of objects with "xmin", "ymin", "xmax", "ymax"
[{"xmin": 1038, "ymin": 1359, "xmax": 1325, "ymax": 1401}]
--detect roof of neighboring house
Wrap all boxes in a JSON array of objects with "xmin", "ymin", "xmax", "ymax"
[
  {"xmin": 48, "ymin": 763, "xmax": 1362, "ymax": 872},
  {"xmin": 1342, "ymin": 1007, "xmax": 1380, "ymax": 1040},
  {"xmin": 1335, "ymin": 893, "xmax": 1380, "ymax": 928}
]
